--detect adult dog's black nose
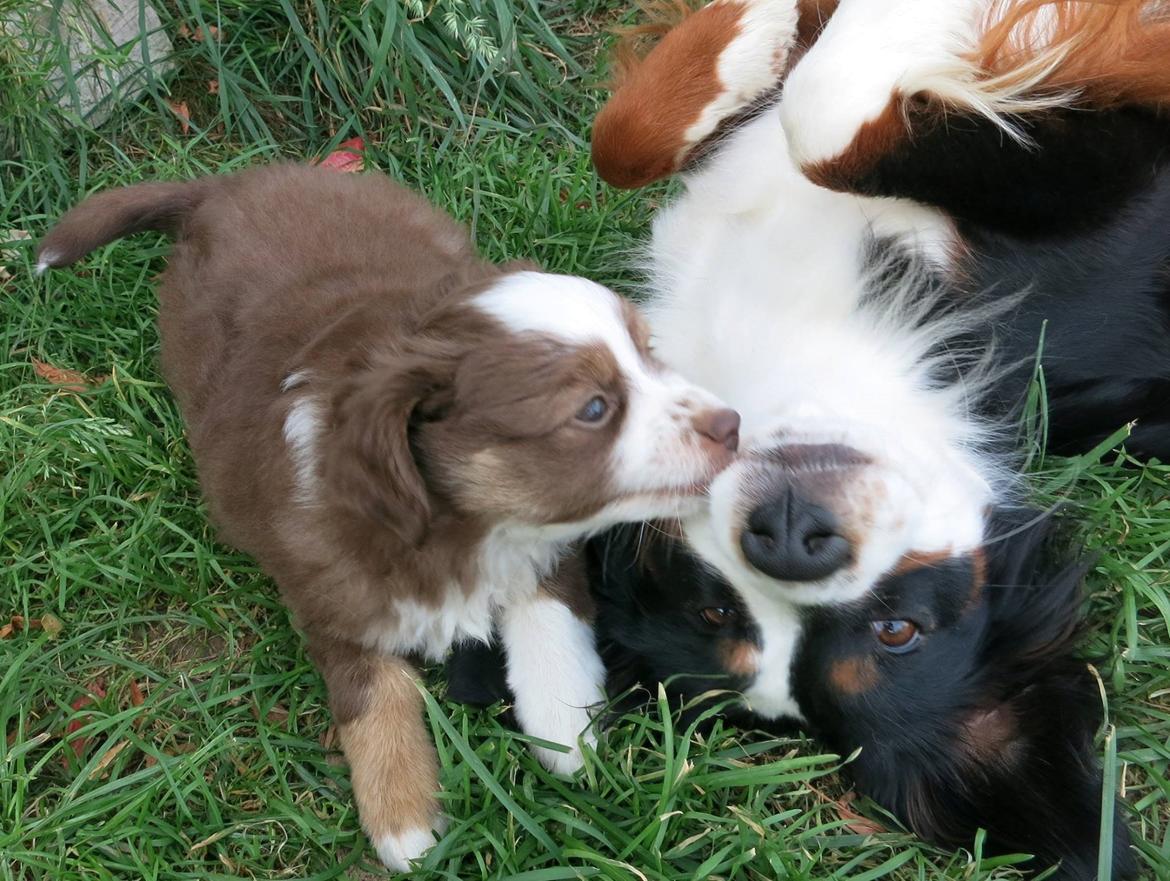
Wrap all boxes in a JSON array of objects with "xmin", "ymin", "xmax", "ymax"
[{"xmin": 741, "ymin": 487, "xmax": 852, "ymax": 581}]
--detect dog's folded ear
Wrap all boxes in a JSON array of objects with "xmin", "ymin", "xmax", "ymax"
[
  {"xmin": 592, "ymin": 0, "xmax": 802, "ymax": 188},
  {"xmin": 860, "ymin": 512, "xmax": 1138, "ymax": 880},
  {"xmin": 322, "ymin": 355, "xmax": 452, "ymax": 546},
  {"xmin": 885, "ymin": 661, "xmax": 1137, "ymax": 881}
]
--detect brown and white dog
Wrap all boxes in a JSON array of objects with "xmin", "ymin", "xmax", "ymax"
[{"xmin": 36, "ymin": 164, "xmax": 740, "ymax": 870}]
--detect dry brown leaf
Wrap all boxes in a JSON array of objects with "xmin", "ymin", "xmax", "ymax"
[
  {"xmin": 834, "ymin": 791, "xmax": 886, "ymax": 836},
  {"xmin": 63, "ymin": 679, "xmax": 107, "ymax": 767},
  {"xmin": 32, "ymin": 358, "xmax": 92, "ymax": 392},
  {"xmin": 168, "ymin": 100, "xmax": 192, "ymax": 135},
  {"xmin": 88, "ymin": 740, "xmax": 130, "ymax": 779}
]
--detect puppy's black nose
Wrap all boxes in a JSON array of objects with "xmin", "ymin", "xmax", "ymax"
[
  {"xmin": 741, "ymin": 487, "xmax": 851, "ymax": 581},
  {"xmin": 693, "ymin": 407, "xmax": 740, "ymax": 452}
]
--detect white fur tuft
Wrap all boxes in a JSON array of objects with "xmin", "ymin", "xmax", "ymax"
[
  {"xmin": 282, "ymin": 395, "xmax": 320, "ymax": 503},
  {"xmin": 779, "ymin": 0, "xmax": 1073, "ymax": 170},
  {"xmin": 374, "ymin": 820, "xmax": 445, "ymax": 872}
]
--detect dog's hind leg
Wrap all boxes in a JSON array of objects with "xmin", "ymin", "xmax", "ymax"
[{"xmin": 311, "ymin": 639, "xmax": 444, "ymax": 871}]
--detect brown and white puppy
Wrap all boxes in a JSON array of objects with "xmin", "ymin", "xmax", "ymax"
[{"xmin": 36, "ymin": 164, "xmax": 740, "ymax": 871}]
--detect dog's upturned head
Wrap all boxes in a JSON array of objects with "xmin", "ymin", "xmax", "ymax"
[
  {"xmin": 317, "ymin": 271, "xmax": 739, "ymax": 546},
  {"xmin": 588, "ymin": 511, "xmax": 1135, "ymax": 880}
]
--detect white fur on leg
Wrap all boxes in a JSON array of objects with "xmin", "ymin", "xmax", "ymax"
[
  {"xmin": 781, "ymin": 0, "xmax": 1002, "ymax": 167},
  {"xmin": 499, "ymin": 595, "xmax": 605, "ymax": 776},
  {"xmin": 373, "ymin": 815, "xmax": 447, "ymax": 873}
]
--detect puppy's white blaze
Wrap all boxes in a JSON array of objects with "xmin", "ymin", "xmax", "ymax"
[
  {"xmin": 374, "ymin": 823, "xmax": 442, "ymax": 872},
  {"xmin": 610, "ymin": 372, "xmax": 727, "ymax": 500},
  {"xmin": 282, "ymin": 396, "xmax": 320, "ymax": 501},
  {"xmin": 35, "ymin": 256, "xmax": 54, "ymax": 276},
  {"xmin": 500, "ymin": 595, "xmax": 604, "ymax": 776},
  {"xmin": 780, "ymin": 0, "xmax": 993, "ymax": 167},
  {"xmin": 679, "ymin": 0, "xmax": 800, "ymax": 153},
  {"xmin": 473, "ymin": 271, "xmax": 637, "ymax": 366}
]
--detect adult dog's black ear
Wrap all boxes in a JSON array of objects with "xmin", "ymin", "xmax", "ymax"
[
  {"xmin": 887, "ymin": 663, "xmax": 1136, "ymax": 881},
  {"xmin": 871, "ymin": 509, "xmax": 1137, "ymax": 881},
  {"xmin": 322, "ymin": 354, "xmax": 453, "ymax": 546}
]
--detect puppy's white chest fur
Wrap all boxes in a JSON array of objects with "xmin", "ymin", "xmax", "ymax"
[{"xmin": 363, "ymin": 527, "xmax": 566, "ymax": 661}]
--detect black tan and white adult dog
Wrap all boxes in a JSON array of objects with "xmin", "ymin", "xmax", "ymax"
[
  {"xmin": 450, "ymin": 0, "xmax": 1170, "ymax": 878},
  {"xmin": 36, "ymin": 165, "xmax": 741, "ymax": 870}
]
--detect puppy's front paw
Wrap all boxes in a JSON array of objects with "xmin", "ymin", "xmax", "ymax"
[{"xmin": 373, "ymin": 815, "xmax": 447, "ymax": 872}]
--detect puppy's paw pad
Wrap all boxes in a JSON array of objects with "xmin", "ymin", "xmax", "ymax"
[{"xmin": 374, "ymin": 819, "xmax": 445, "ymax": 872}]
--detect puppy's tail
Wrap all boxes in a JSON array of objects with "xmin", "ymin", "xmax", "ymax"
[{"xmin": 35, "ymin": 179, "xmax": 207, "ymax": 274}]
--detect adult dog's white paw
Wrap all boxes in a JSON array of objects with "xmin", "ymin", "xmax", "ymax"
[
  {"xmin": 529, "ymin": 713, "xmax": 597, "ymax": 776},
  {"xmin": 781, "ymin": 0, "xmax": 991, "ymax": 169},
  {"xmin": 500, "ymin": 595, "xmax": 605, "ymax": 778}
]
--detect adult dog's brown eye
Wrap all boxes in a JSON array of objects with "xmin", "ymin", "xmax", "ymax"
[
  {"xmin": 700, "ymin": 607, "xmax": 737, "ymax": 627},
  {"xmin": 872, "ymin": 619, "xmax": 921, "ymax": 653},
  {"xmin": 576, "ymin": 395, "xmax": 609, "ymax": 424}
]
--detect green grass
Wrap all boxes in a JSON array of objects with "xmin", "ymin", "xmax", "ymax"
[{"xmin": 1, "ymin": 2, "xmax": 1168, "ymax": 879}]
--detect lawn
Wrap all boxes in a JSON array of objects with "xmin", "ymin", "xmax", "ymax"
[{"xmin": 1, "ymin": 2, "xmax": 1168, "ymax": 879}]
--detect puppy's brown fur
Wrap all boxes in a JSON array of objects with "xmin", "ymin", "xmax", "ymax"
[{"xmin": 39, "ymin": 165, "xmax": 736, "ymax": 867}]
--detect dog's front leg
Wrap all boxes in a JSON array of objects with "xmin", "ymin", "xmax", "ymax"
[
  {"xmin": 499, "ymin": 562, "xmax": 604, "ymax": 776},
  {"xmin": 311, "ymin": 638, "xmax": 445, "ymax": 871},
  {"xmin": 781, "ymin": 0, "xmax": 994, "ymax": 188}
]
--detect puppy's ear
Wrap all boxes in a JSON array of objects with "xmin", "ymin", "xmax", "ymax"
[{"xmin": 323, "ymin": 358, "xmax": 450, "ymax": 546}]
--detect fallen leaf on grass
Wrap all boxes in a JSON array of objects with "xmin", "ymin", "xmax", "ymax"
[
  {"xmin": 168, "ymin": 100, "xmax": 192, "ymax": 135},
  {"xmin": 40, "ymin": 613, "xmax": 63, "ymax": 638},
  {"xmin": 833, "ymin": 791, "xmax": 886, "ymax": 836},
  {"xmin": 63, "ymin": 679, "xmax": 107, "ymax": 766},
  {"xmin": 32, "ymin": 358, "xmax": 102, "ymax": 393},
  {"xmin": 314, "ymin": 137, "xmax": 365, "ymax": 173},
  {"xmin": 178, "ymin": 23, "xmax": 221, "ymax": 42},
  {"xmin": 0, "ymin": 614, "xmax": 63, "ymax": 639},
  {"xmin": 88, "ymin": 740, "xmax": 130, "ymax": 779}
]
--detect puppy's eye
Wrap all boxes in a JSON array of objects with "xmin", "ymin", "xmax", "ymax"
[
  {"xmin": 576, "ymin": 396, "xmax": 610, "ymax": 424},
  {"xmin": 872, "ymin": 619, "xmax": 921, "ymax": 653},
  {"xmin": 700, "ymin": 607, "xmax": 737, "ymax": 627}
]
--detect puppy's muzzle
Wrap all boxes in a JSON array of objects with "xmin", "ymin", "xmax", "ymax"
[{"xmin": 693, "ymin": 407, "xmax": 741, "ymax": 453}]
